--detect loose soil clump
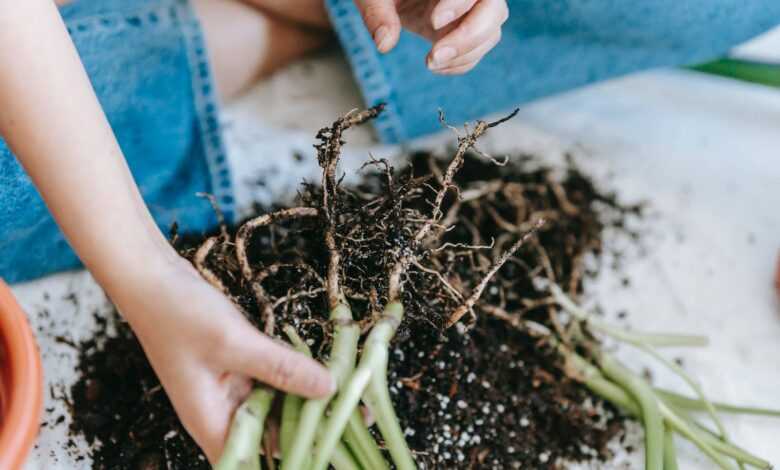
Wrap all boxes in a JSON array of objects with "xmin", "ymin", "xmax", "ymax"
[
  {"xmin": 69, "ymin": 109, "xmax": 640, "ymax": 469},
  {"xmin": 69, "ymin": 316, "xmax": 209, "ymax": 469}
]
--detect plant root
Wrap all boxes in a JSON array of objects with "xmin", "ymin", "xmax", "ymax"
[
  {"xmin": 446, "ymin": 218, "xmax": 545, "ymax": 328},
  {"xmin": 202, "ymin": 106, "xmax": 773, "ymax": 470}
]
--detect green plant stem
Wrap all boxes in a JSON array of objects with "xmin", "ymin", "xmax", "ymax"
[
  {"xmin": 581, "ymin": 368, "xmax": 756, "ymax": 469},
  {"xmin": 656, "ymin": 389, "xmax": 780, "ymax": 418},
  {"xmin": 635, "ymin": 343, "xmax": 728, "ymax": 440},
  {"xmin": 550, "ymin": 285, "xmax": 708, "ymax": 348},
  {"xmin": 331, "ymin": 442, "xmax": 364, "ymax": 470},
  {"xmin": 658, "ymin": 402, "xmax": 733, "ymax": 470},
  {"xmin": 599, "ymin": 355, "xmax": 664, "ymax": 470},
  {"xmin": 566, "ymin": 348, "xmax": 771, "ymax": 469},
  {"xmin": 563, "ymin": 348, "xmax": 640, "ymax": 414},
  {"xmin": 691, "ymin": 58, "xmax": 780, "ymax": 89},
  {"xmin": 214, "ymin": 388, "xmax": 276, "ymax": 470},
  {"xmin": 697, "ymin": 429, "xmax": 770, "ymax": 469},
  {"xmin": 684, "ymin": 417, "xmax": 772, "ymax": 469},
  {"xmin": 283, "ymin": 303, "xmax": 359, "ymax": 470},
  {"xmin": 365, "ymin": 357, "xmax": 416, "ymax": 470},
  {"xmin": 663, "ymin": 426, "xmax": 679, "ymax": 470},
  {"xmin": 581, "ymin": 374, "xmax": 733, "ymax": 468},
  {"xmin": 311, "ymin": 302, "xmax": 411, "ymax": 470},
  {"xmin": 344, "ymin": 410, "xmax": 388, "ymax": 470},
  {"xmin": 285, "ymin": 311, "xmax": 384, "ymax": 470},
  {"xmin": 585, "ymin": 375, "xmax": 641, "ymax": 414},
  {"xmin": 280, "ymin": 325, "xmax": 310, "ymax": 461},
  {"xmin": 595, "ymin": 323, "xmax": 709, "ymax": 348},
  {"xmin": 560, "ymin": 289, "xmax": 748, "ymax": 468},
  {"xmin": 551, "ymin": 287, "xmax": 727, "ymax": 440},
  {"xmin": 312, "ymin": 422, "xmax": 371, "ymax": 470},
  {"xmin": 702, "ymin": 435, "xmax": 770, "ymax": 469},
  {"xmin": 283, "ymin": 324, "xmax": 311, "ymax": 353},
  {"xmin": 310, "ymin": 343, "xmax": 382, "ymax": 470},
  {"xmin": 580, "ymin": 363, "xmax": 731, "ymax": 469},
  {"xmin": 280, "ymin": 394, "xmax": 303, "ymax": 461},
  {"xmin": 564, "ymin": 348, "xmax": 644, "ymax": 415}
]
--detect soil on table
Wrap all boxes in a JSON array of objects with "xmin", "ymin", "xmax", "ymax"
[{"xmin": 68, "ymin": 142, "xmax": 641, "ymax": 469}]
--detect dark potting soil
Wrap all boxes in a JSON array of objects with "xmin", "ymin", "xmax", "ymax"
[
  {"xmin": 68, "ymin": 312, "xmax": 210, "ymax": 470},
  {"xmin": 68, "ymin": 137, "xmax": 642, "ymax": 468}
]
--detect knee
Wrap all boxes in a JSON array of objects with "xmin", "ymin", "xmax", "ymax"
[{"xmin": 194, "ymin": 0, "xmax": 330, "ymax": 100}]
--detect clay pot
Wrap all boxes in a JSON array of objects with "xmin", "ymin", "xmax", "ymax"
[{"xmin": 0, "ymin": 280, "xmax": 43, "ymax": 470}]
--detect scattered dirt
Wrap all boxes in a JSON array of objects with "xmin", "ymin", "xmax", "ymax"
[
  {"xmin": 68, "ymin": 313, "xmax": 209, "ymax": 470},
  {"xmin": 68, "ymin": 111, "xmax": 642, "ymax": 469}
]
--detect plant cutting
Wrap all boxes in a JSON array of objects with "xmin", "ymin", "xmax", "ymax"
[
  {"xmin": 193, "ymin": 107, "xmax": 780, "ymax": 470},
  {"xmin": 198, "ymin": 106, "xmax": 551, "ymax": 470},
  {"xmin": 191, "ymin": 107, "xmax": 780, "ymax": 470},
  {"xmin": 68, "ymin": 107, "xmax": 779, "ymax": 469},
  {"xmin": 545, "ymin": 285, "xmax": 779, "ymax": 470}
]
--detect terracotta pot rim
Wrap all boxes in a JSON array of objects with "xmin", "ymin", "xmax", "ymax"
[{"xmin": 0, "ymin": 279, "xmax": 43, "ymax": 470}]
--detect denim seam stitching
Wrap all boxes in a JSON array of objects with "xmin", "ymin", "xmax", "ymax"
[
  {"xmin": 64, "ymin": 4, "xmax": 172, "ymax": 35},
  {"xmin": 174, "ymin": 0, "xmax": 236, "ymax": 223},
  {"xmin": 326, "ymin": 0, "xmax": 407, "ymax": 143}
]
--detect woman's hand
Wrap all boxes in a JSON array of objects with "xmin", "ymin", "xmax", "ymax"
[
  {"xmin": 1, "ymin": 3, "xmax": 332, "ymax": 462},
  {"xmin": 355, "ymin": 0, "xmax": 509, "ymax": 74},
  {"xmin": 120, "ymin": 257, "xmax": 334, "ymax": 463}
]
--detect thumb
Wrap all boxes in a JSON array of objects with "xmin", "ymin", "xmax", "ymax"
[
  {"xmin": 232, "ymin": 327, "xmax": 335, "ymax": 398},
  {"xmin": 355, "ymin": 0, "xmax": 402, "ymax": 53}
]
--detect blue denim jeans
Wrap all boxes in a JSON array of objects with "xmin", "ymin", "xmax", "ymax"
[
  {"xmin": 327, "ymin": 0, "xmax": 780, "ymax": 142},
  {"xmin": 0, "ymin": 0, "xmax": 232, "ymax": 283},
  {"xmin": 1, "ymin": 0, "xmax": 778, "ymax": 283}
]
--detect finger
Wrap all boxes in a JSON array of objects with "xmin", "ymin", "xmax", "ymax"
[
  {"xmin": 430, "ymin": 30, "xmax": 500, "ymax": 73},
  {"xmin": 177, "ymin": 371, "xmax": 241, "ymax": 463},
  {"xmin": 355, "ymin": 0, "xmax": 402, "ymax": 53},
  {"xmin": 431, "ymin": 61, "xmax": 479, "ymax": 75},
  {"xmin": 218, "ymin": 371, "xmax": 254, "ymax": 406},
  {"xmin": 431, "ymin": 0, "xmax": 479, "ymax": 30},
  {"xmin": 232, "ymin": 328, "xmax": 335, "ymax": 398},
  {"xmin": 428, "ymin": 0, "xmax": 508, "ymax": 70}
]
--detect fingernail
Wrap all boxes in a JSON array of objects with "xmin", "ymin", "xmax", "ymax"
[
  {"xmin": 433, "ymin": 9, "xmax": 455, "ymax": 30},
  {"xmin": 374, "ymin": 25, "xmax": 391, "ymax": 52},
  {"xmin": 328, "ymin": 376, "xmax": 337, "ymax": 394},
  {"xmin": 429, "ymin": 46, "xmax": 457, "ymax": 69}
]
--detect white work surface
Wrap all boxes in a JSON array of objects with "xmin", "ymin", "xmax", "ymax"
[{"xmin": 18, "ymin": 32, "xmax": 780, "ymax": 469}]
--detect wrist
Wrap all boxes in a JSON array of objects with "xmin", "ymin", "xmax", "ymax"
[{"xmin": 94, "ymin": 238, "xmax": 194, "ymax": 324}]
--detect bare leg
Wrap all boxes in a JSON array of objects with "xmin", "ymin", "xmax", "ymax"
[
  {"xmin": 242, "ymin": 0, "xmax": 332, "ymax": 30},
  {"xmin": 192, "ymin": 0, "xmax": 330, "ymax": 100}
]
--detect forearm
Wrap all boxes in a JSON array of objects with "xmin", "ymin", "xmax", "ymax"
[{"xmin": 0, "ymin": 1, "xmax": 179, "ymax": 310}]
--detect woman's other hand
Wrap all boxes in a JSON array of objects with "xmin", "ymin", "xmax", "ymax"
[{"xmin": 355, "ymin": 0, "xmax": 509, "ymax": 74}]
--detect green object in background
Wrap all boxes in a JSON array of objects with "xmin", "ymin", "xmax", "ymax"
[{"xmin": 691, "ymin": 58, "xmax": 780, "ymax": 88}]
